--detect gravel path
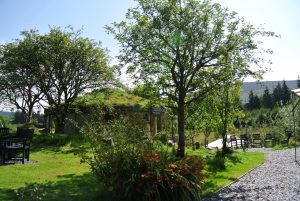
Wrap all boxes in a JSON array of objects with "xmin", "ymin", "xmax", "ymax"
[{"xmin": 205, "ymin": 148, "xmax": 300, "ymax": 201}]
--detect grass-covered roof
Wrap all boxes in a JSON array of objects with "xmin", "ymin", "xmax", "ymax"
[{"xmin": 73, "ymin": 88, "xmax": 162, "ymax": 110}]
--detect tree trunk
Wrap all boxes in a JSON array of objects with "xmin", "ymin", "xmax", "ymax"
[
  {"xmin": 55, "ymin": 112, "xmax": 66, "ymax": 133},
  {"xmin": 26, "ymin": 111, "xmax": 33, "ymax": 124},
  {"xmin": 177, "ymin": 93, "xmax": 185, "ymax": 157},
  {"xmin": 25, "ymin": 106, "xmax": 34, "ymax": 124},
  {"xmin": 222, "ymin": 134, "xmax": 228, "ymax": 152},
  {"xmin": 286, "ymin": 130, "xmax": 292, "ymax": 145}
]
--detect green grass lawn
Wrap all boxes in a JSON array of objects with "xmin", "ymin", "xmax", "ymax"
[
  {"xmin": 0, "ymin": 134, "xmax": 107, "ymax": 201},
  {"xmin": 201, "ymin": 151, "xmax": 265, "ymax": 197},
  {"xmin": 0, "ymin": 134, "xmax": 265, "ymax": 200}
]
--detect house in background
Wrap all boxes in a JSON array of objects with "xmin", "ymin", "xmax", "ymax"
[{"xmin": 45, "ymin": 88, "xmax": 167, "ymax": 136}]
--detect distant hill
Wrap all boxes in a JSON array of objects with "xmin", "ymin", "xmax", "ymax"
[
  {"xmin": 241, "ymin": 80, "xmax": 298, "ymax": 103},
  {"xmin": 0, "ymin": 111, "xmax": 13, "ymax": 117}
]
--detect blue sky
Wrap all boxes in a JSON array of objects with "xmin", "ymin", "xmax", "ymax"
[{"xmin": 1, "ymin": 0, "xmax": 299, "ymax": 82}]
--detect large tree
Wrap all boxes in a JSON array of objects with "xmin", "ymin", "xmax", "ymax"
[
  {"xmin": 1, "ymin": 27, "xmax": 113, "ymax": 132},
  {"xmin": 107, "ymin": 0, "xmax": 275, "ymax": 156},
  {"xmin": 0, "ymin": 32, "xmax": 44, "ymax": 124},
  {"xmin": 36, "ymin": 27, "xmax": 113, "ymax": 133}
]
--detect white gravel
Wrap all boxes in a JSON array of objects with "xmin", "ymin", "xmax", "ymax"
[{"xmin": 204, "ymin": 148, "xmax": 300, "ymax": 201}]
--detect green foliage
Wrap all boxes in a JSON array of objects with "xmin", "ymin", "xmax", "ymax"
[
  {"xmin": 16, "ymin": 183, "xmax": 49, "ymax": 201},
  {"xmin": 0, "ymin": 131, "xmax": 266, "ymax": 201},
  {"xmin": 80, "ymin": 113, "xmax": 206, "ymax": 201},
  {"xmin": 246, "ymin": 90, "xmax": 261, "ymax": 110},
  {"xmin": 202, "ymin": 151, "xmax": 265, "ymax": 197},
  {"xmin": 0, "ymin": 114, "xmax": 11, "ymax": 128},
  {"xmin": 186, "ymin": 93, "xmax": 218, "ymax": 147},
  {"xmin": 32, "ymin": 133, "xmax": 73, "ymax": 148},
  {"xmin": 272, "ymin": 144, "xmax": 295, "ymax": 150},
  {"xmin": 73, "ymin": 88, "xmax": 162, "ymax": 111},
  {"xmin": 107, "ymin": 0, "xmax": 276, "ymax": 156},
  {"xmin": 213, "ymin": 82, "xmax": 244, "ymax": 151},
  {"xmin": 12, "ymin": 111, "xmax": 26, "ymax": 124},
  {"xmin": 242, "ymin": 108, "xmax": 278, "ymax": 128},
  {"xmin": 206, "ymin": 152, "xmax": 226, "ymax": 172},
  {"xmin": 274, "ymin": 105, "xmax": 298, "ymax": 144},
  {"xmin": 281, "ymin": 80, "xmax": 291, "ymax": 105},
  {"xmin": 132, "ymin": 83, "xmax": 160, "ymax": 99},
  {"xmin": 87, "ymin": 144, "xmax": 205, "ymax": 201},
  {"xmin": 272, "ymin": 82, "xmax": 282, "ymax": 106},
  {"xmin": 0, "ymin": 32, "xmax": 44, "ymax": 124},
  {"xmin": 261, "ymin": 87, "xmax": 273, "ymax": 109},
  {"xmin": 245, "ymin": 80, "xmax": 291, "ymax": 110},
  {"xmin": 1, "ymin": 26, "xmax": 114, "ymax": 132}
]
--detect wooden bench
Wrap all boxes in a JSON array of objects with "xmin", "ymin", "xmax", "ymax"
[
  {"xmin": 230, "ymin": 135, "xmax": 242, "ymax": 149},
  {"xmin": 2, "ymin": 128, "xmax": 34, "ymax": 164},
  {"xmin": 239, "ymin": 134, "xmax": 249, "ymax": 148},
  {"xmin": 0, "ymin": 127, "xmax": 9, "ymax": 137},
  {"xmin": 264, "ymin": 133, "xmax": 275, "ymax": 147},
  {"xmin": 251, "ymin": 134, "xmax": 263, "ymax": 148}
]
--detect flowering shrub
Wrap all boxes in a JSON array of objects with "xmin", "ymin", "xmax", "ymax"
[
  {"xmin": 88, "ymin": 143, "xmax": 206, "ymax": 201},
  {"xmin": 80, "ymin": 116, "xmax": 206, "ymax": 200}
]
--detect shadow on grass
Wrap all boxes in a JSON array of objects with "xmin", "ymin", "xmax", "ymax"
[
  {"xmin": 31, "ymin": 134, "xmax": 89, "ymax": 155},
  {"xmin": 44, "ymin": 173, "xmax": 107, "ymax": 201},
  {"xmin": 1, "ymin": 173, "xmax": 109, "ymax": 201},
  {"xmin": 206, "ymin": 152, "xmax": 241, "ymax": 172},
  {"xmin": 226, "ymin": 153, "xmax": 242, "ymax": 164},
  {"xmin": 0, "ymin": 188, "xmax": 15, "ymax": 201}
]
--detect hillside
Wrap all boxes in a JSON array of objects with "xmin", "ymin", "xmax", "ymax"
[
  {"xmin": 241, "ymin": 80, "xmax": 298, "ymax": 103},
  {"xmin": 0, "ymin": 111, "xmax": 13, "ymax": 117}
]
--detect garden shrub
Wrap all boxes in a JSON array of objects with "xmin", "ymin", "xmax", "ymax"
[
  {"xmin": 87, "ymin": 143, "xmax": 205, "ymax": 201},
  {"xmin": 0, "ymin": 114, "xmax": 11, "ymax": 128},
  {"xmin": 207, "ymin": 151, "xmax": 226, "ymax": 172},
  {"xmin": 15, "ymin": 182, "xmax": 49, "ymax": 201},
  {"xmin": 80, "ymin": 115, "xmax": 206, "ymax": 201}
]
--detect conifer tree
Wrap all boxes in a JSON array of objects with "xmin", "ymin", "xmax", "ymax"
[
  {"xmin": 253, "ymin": 94, "xmax": 261, "ymax": 109},
  {"xmin": 281, "ymin": 80, "xmax": 290, "ymax": 105},
  {"xmin": 247, "ymin": 90, "xmax": 255, "ymax": 109},
  {"xmin": 272, "ymin": 82, "xmax": 282, "ymax": 106},
  {"xmin": 246, "ymin": 90, "xmax": 261, "ymax": 110},
  {"xmin": 262, "ymin": 87, "xmax": 273, "ymax": 108}
]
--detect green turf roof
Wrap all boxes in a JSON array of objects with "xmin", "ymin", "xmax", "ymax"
[{"xmin": 73, "ymin": 88, "xmax": 162, "ymax": 109}]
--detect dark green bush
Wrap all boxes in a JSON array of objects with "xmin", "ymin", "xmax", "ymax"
[
  {"xmin": 80, "ymin": 117, "xmax": 206, "ymax": 201},
  {"xmin": 207, "ymin": 152, "xmax": 226, "ymax": 172},
  {"xmin": 88, "ymin": 143, "xmax": 205, "ymax": 201}
]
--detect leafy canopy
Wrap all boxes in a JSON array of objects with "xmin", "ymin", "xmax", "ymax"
[
  {"xmin": 107, "ymin": 0, "xmax": 276, "ymax": 155},
  {"xmin": 107, "ymin": 0, "xmax": 275, "ymax": 104}
]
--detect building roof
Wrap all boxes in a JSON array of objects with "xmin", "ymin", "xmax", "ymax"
[
  {"xmin": 291, "ymin": 88, "xmax": 300, "ymax": 98},
  {"xmin": 73, "ymin": 88, "xmax": 164, "ymax": 111}
]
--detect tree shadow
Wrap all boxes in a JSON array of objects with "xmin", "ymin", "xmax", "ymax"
[
  {"xmin": 225, "ymin": 153, "xmax": 242, "ymax": 164},
  {"xmin": 0, "ymin": 188, "xmax": 15, "ymax": 201},
  {"xmin": 43, "ymin": 173, "xmax": 107, "ymax": 201},
  {"xmin": 31, "ymin": 134, "xmax": 87, "ymax": 155},
  {"xmin": 206, "ymin": 151, "xmax": 242, "ymax": 172},
  {"xmin": 1, "ymin": 173, "xmax": 109, "ymax": 201}
]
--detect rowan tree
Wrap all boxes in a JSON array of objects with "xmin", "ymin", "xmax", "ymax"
[{"xmin": 107, "ymin": 0, "xmax": 276, "ymax": 156}]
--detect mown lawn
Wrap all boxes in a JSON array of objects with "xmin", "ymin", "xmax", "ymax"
[
  {"xmin": 201, "ymin": 151, "xmax": 265, "ymax": 197},
  {"xmin": 0, "ymin": 134, "xmax": 265, "ymax": 200}
]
